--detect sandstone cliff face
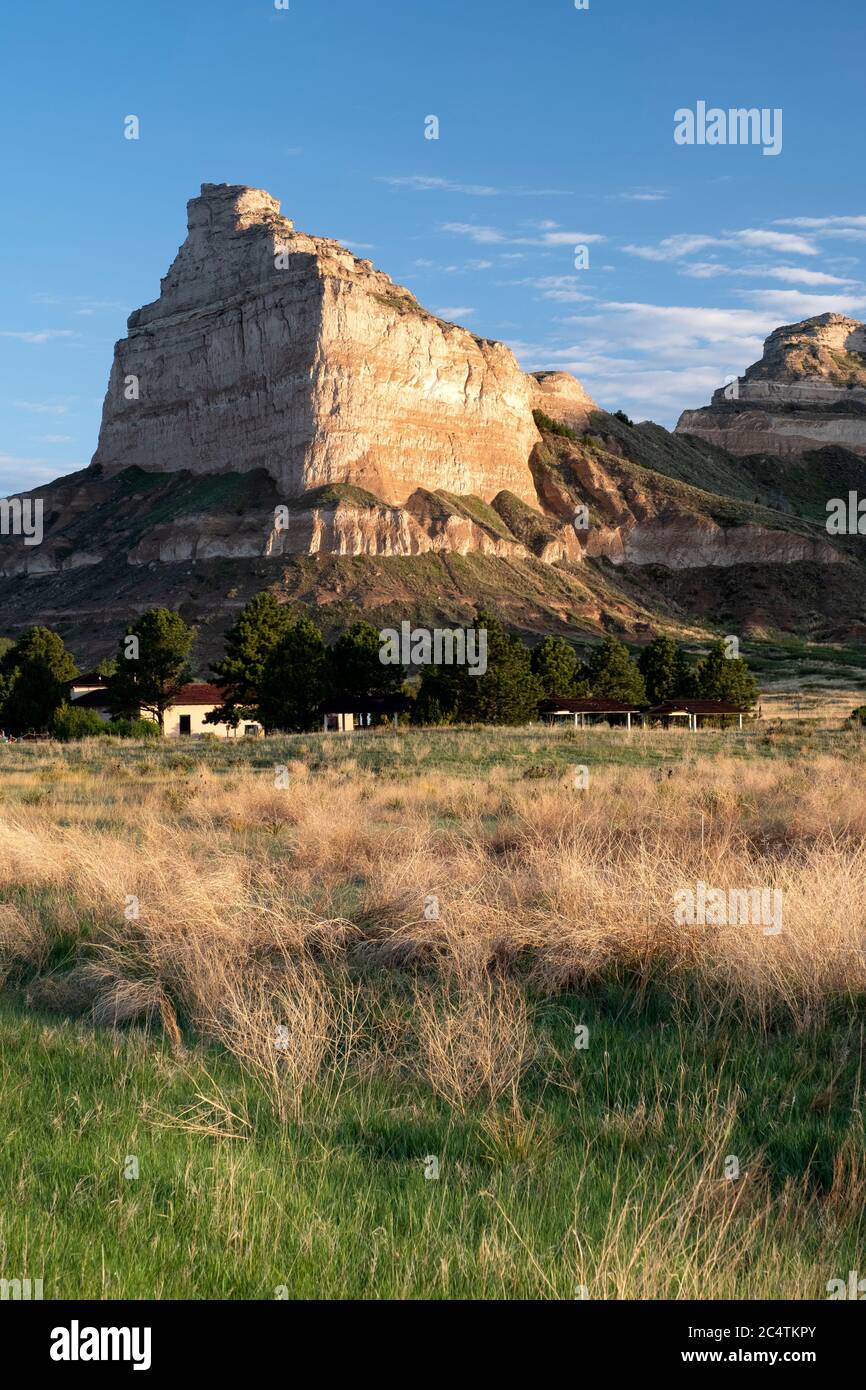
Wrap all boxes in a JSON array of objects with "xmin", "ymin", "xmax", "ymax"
[
  {"xmin": 91, "ymin": 183, "xmax": 542, "ymax": 507},
  {"xmin": 528, "ymin": 371, "xmax": 599, "ymax": 431},
  {"xmin": 676, "ymin": 313, "xmax": 866, "ymax": 458}
]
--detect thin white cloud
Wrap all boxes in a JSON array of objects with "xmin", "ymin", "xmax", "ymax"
[
  {"xmin": 680, "ymin": 263, "xmax": 858, "ymax": 287},
  {"xmin": 0, "ymin": 330, "xmax": 76, "ymax": 345},
  {"xmin": 624, "ymin": 228, "xmax": 817, "ymax": 261},
  {"xmin": 623, "ymin": 234, "xmax": 722, "ymax": 261},
  {"xmin": 736, "ymin": 287, "xmax": 866, "ymax": 318},
  {"xmin": 442, "ymin": 222, "xmax": 604, "ymax": 248},
  {"xmin": 433, "ymin": 306, "xmax": 475, "ymax": 320},
  {"xmin": 598, "ymin": 301, "xmax": 772, "ymax": 347},
  {"xmin": 774, "ymin": 215, "xmax": 866, "ymax": 230},
  {"xmin": 734, "ymin": 228, "xmax": 818, "ymax": 256},
  {"xmin": 33, "ymin": 293, "xmax": 126, "ymax": 312},
  {"xmin": 13, "ymin": 400, "xmax": 70, "ymax": 415},
  {"xmin": 380, "ymin": 175, "xmax": 572, "ymax": 197},
  {"xmin": 613, "ymin": 188, "xmax": 670, "ymax": 202},
  {"xmin": 503, "ymin": 275, "xmax": 593, "ymax": 303}
]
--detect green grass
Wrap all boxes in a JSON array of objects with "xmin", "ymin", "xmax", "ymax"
[
  {"xmin": 0, "ymin": 722, "xmax": 858, "ymax": 800},
  {"xmin": 3, "ymin": 989, "xmax": 864, "ymax": 1299}
]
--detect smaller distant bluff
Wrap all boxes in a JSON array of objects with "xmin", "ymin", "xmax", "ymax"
[{"xmin": 676, "ymin": 313, "xmax": 866, "ymax": 459}]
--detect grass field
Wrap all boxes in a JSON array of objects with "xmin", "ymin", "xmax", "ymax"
[{"xmin": 2, "ymin": 724, "xmax": 866, "ymax": 1299}]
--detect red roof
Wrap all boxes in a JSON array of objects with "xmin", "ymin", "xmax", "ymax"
[
  {"xmin": 173, "ymin": 683, "xmax": 224, "ymax": 706},
  {"xmin": 70, "ymin": 682, "xmax": 224, "ymax": 709}
]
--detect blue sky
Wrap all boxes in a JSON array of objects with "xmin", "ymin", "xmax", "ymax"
[{"xmin": 2, "ymin": 0, "xmax": 864, "ymax": 495}]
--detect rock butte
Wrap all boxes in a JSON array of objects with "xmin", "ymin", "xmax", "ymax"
[
  {"xmin": 91, "ymin": 182, "xmax": 597, "ymax": 510},
  {"xmin": 3, "ymin": 191, "xmax": 865, "ymax": 663},
  {"xmin": 676, "ymin": 313, "xmax": 866, "ymax": 459}
]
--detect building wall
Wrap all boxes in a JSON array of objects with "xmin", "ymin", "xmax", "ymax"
[
  {"xmin": 69, "ymin": 697, "xmax": 261, "ymax": 737},
  {"xmin": 162, "ymin": 704, "xmax": 261, "ymax": 738}
]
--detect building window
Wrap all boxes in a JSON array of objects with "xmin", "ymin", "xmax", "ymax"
[{"xmin": 179, "ymin": 715, "xmax": 191, "ymax": 736}]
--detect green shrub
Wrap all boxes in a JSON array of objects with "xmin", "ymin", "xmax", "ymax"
[
  {"xmin": 106, "ymin": 717, "xmax": 161, "ymax": 740},
  {"xmin": 532, "ymin": 409, "xmax": 578, "ymax": 442},
  {"xmin": 51, "ymin": 705, "xmax": 109, "ymax": 741}
]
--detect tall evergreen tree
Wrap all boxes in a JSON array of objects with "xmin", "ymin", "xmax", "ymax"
[
  {"xmin": 414, "ymin": 663, "xmax": 465, "ymax": 726},
  {"xmin": 207, "ymin": 591, "xmax": 294, "ymax": 728},
  {"xmin": 638, "ymin": 636, "xmax": 693, "ymax": 705},
  {"xmin": 327, "ymin": 621, "xmax": 403, "ymax": 702},
  {"xmin": 530, "ymin": 635, "xmax": 579, "ymax": 698},
  {"xmin": 586, "ymin": 635, "xmax": 646, "ymax": 703},
  {"xmin": 693, "ymin": 640, "xmax": 758, "ymax": 707},
  {"xmin": 107, "ymin": 609, "xmax": 194, "ymax": 734},
  {"xmin": 257, "ymin": 617, "xmax": 328, "ymax": 732},
  {"xmin": 0, "ymin": 626, "xmax": 78, "ymax": 734},
  {"xmin": 459, "ymin": 613, "xmax": 543, "ymax": 726}
]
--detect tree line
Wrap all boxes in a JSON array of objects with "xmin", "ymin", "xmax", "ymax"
[{"xmin": 0, "ymin": 595, "xmax": 758, "ymax": 738}]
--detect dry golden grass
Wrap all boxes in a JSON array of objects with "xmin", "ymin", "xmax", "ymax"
[{"xmin": 2, "ymin": 734, "xmax": 866, "ymax": 1107}]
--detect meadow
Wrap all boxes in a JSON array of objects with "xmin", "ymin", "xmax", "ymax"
[{"xmin": 2, "ymin": 721, "xmax": 866, "ymax": 1299}]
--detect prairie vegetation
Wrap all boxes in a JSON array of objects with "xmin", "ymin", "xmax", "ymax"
[{"xmin": 1, "ymin": 725, "xmax": 865, "ymax": 1298}]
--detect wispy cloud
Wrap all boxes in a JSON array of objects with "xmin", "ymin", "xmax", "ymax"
[
  {"xmin": 0, "ymin": 330, "xmax": 76, "ymax": 345},
  {"xmin": 613, "ymin": 188, "xmax": 670, "ymax": 202},
  {"xmin": 502, "ymin": 275, "xmax": 594, "ymax": 303},
  {"xmin": 442, "ymin": 222, "xmax": 604, "ymax": 248},
  {"xmin": 33, "ymin": 293, "xmax": 126, "ymax": 312},
  {"xmin": 380, "ymin": 175, "xmax": 572, "ymax": 197},
  {"xmin": 735, "ymin": 287, "xmax": 866, "ymax": 318},
  {"xmin": 624, "ymin": 228, "xmax": 818, "ymax": 261},
  {"xmin": 774, "ymin": 215, "xmax": 866, "ymax": 230},
  {"xmin": 679, "ymin": 263, "xmax": 859, "ymax": 287},
  {"xmin": 13, "ymin": 400, "xmax": 71, "ymax": 415},
  {"xmin": 433, "ymin": 306, "xmax": 475, "ymax": 320}
]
